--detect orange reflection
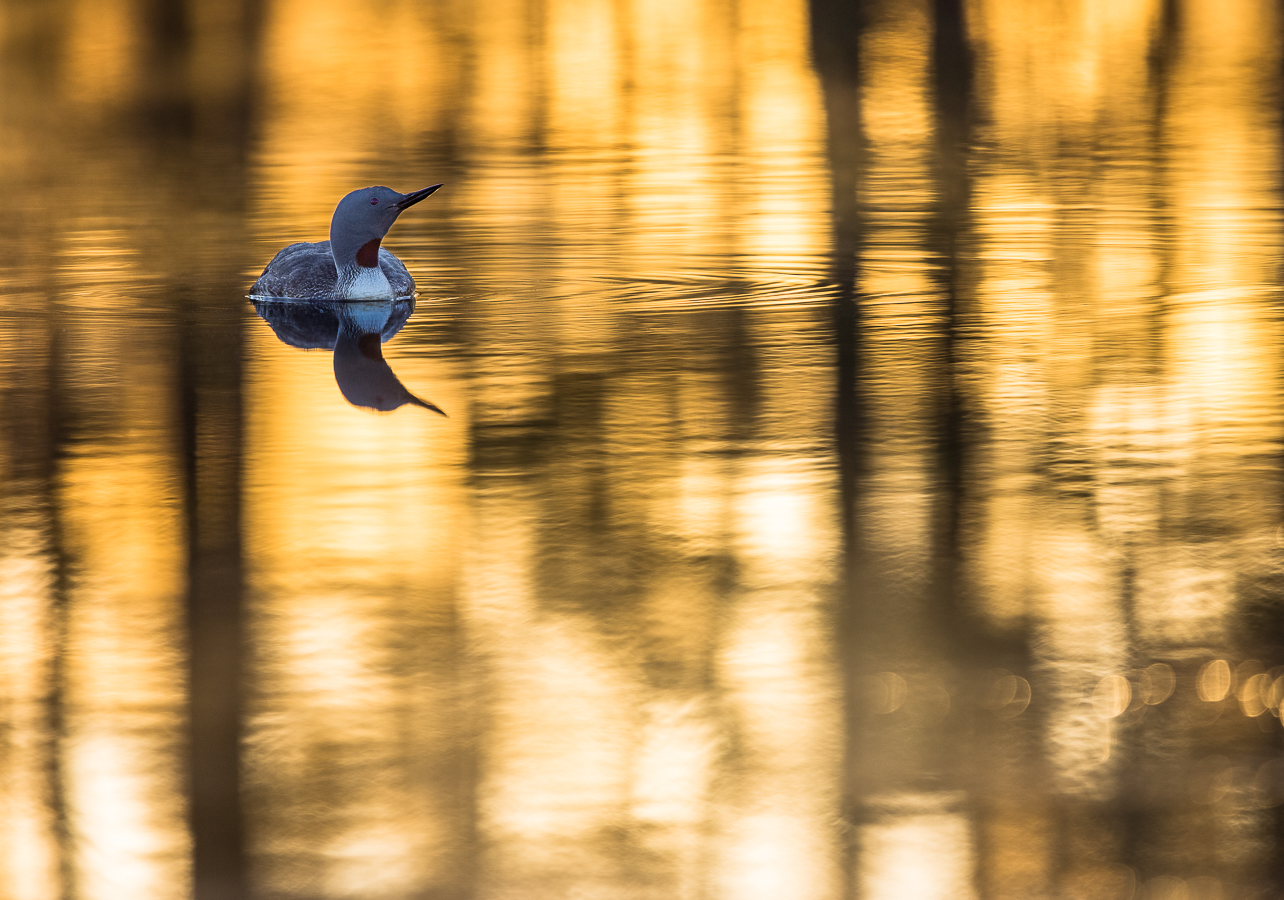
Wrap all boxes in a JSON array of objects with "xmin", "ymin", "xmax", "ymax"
[
  {"xmin": 7, "ymin": 0, "xmax": 1284, "ymax": 894},
  {"xmin": 737, "ymin": 0, "xmax": 830, "ymax": 274},
  {"xmin": 58, "ymin": 338, "xmax": 190, "ymax": 900},
  {"xmin": 244, "ymin": 322, "xmax": 469, "ymax": 895},
  {"xmin": 859, "ymin": 796, "xmax": 975, "ymax": 900},
  {"xmin": 717, "ymin": 460, "xmax": 841, "ymax": 898},
  {"xmin": 252, "ymin": 0, "xmax": 457, "ymax": 241},
  {"xmin": 461, "ymin": 505, "xmax": 641, "ymax": 888},
  {"xmin": 964, "ymin": 0, "xmax": 1282, "ymax": 823},
  {"xmin": 0, "ymin": 514, "xmax": 59, "ymax": 900},
  {"xmin": 61, "ymin": 0, "xmax": 140, "ymax": 106},
  {"xmin": 246, "ymin": 0, "xmax": 837, "ymax": 891}
]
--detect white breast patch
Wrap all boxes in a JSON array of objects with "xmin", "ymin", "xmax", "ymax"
[{"xmin": 343, "ymin": 265, "xmax": 393, "ymax": 299}]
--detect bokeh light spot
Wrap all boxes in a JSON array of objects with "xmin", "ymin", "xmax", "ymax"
[
  {"xmin": 1239, "ymin": 673, "xmax": 1270, "ymax": 717},
  {"xmin": 860, "ymin": 672, "xmax": 908, "ymax": 715},
  {"xmin": 1092, "ymin": 675, "xmax": 1131, "ymax": 718},
  {"xmin": 1197, "ymin": 660, "xmax": 1231, "ymax": 702},
  {"xmin": 1139, "ymin": 663, "xmax": 1175, "ymax": 705}
]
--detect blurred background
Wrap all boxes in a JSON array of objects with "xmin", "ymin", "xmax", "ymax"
[{"xmin": 0, "ymin": 0, "xmax": 1283, "ymax": 898}]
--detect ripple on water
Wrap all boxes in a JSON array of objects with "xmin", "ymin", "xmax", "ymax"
[{"xmin": 418, "ymin": 268, "xmax": 840, "ymax": 315}]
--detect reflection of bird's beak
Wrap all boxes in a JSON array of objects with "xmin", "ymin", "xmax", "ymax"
[
  {"xmin": 395, "ymin": 184, "xmax": 444, "ymax": 211},
  {"xmin": 338, "ymin": 331, "xmax": 447, "ymax": 415},
  {"xmin": 408, "ymin": 394, "xmax": 447, "ymax": 415}
]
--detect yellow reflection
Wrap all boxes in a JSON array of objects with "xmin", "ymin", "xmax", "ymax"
[
  {"xmin": 465, "ymin": 0, "xmax": 537, "ymax": 150},
  {"xmin": 458, "ymin": 494, "xmax": 647, "ymax": 890},
  {"xmin": 734, "ymin": 459, "xmax": 835, "ymax": 585},
  {"xmin": 966, "ymin": 0, "xmax": 1282, "ymax": 825},
  {"xmin": 631, "ymin": 697, "xmax": 720, "ymax": 831},
  {"xmin": 1156, "ymin": 0, "xmax": 1283, "ymax": 650},
  {"xmin": 619, "ymin": 0, "xmax": 733, "ymax": 271},
  {"xmin": 1091, "ymin": 676, "xmax": 1131, "ymax": 718},
  {"xmin": 253, "ymin": 0, "xmax": 457, "ymax": 237},
  {"xmin": 244, "ymin": 323, "xmax": 469, "ymax": 897},
  {"xmin": 1198, "ymin": 660, "xmax": 1232, "ymax": 702},
  {"xmin": 858, "ymin": 0, "xmax": 933, "ymax": 299},
  {"xmin": 58, "ymin": 396, "xmax": 189, "ymax": 898},
  {"xmin": 966, "ymin": 0, "xmax": 1167, "ymax": 634},
  {"xmin": 545, "ymin": 0, "xmax": 621, "ymax": 148},
  {"xmin": 859, "ymin": 798, "xmax": 975, "ymax": 900},
  {"xmin": 716, "ymin": 588, "xmax": 841, "ymax": 900},
  {"xmin": 1139, "ymin": 0, "xmax": 1281, "ymax": 646},
  {"xmin": 736, "ymin": 0, "xmax": 830, "ymax": 274},
  {"xmin": 0, "ymin": 520, "xmax": 59, "ymax": 900},
  {"xmin": 61, "ymin": 0, "xmax": 140, "ymax": 106}
]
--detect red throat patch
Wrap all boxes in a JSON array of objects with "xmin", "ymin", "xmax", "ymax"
[
  {"xmin": 356, "ymin": 238, "xmax": 381, "ymax": 268},
  {"xmin": 357, "ymin": 333, "xmax": 384, "ymax": 361}
]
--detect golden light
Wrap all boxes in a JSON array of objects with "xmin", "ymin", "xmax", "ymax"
[
  {"xmin": 57, "ymin": 438, "xmax": 190, "ymax": 900},
  {"xmin": 1091, "ymin": 676, "xmax": 1131, "ymax": 719},
  {"xmin": 984, "ymin": 673, "xmax": 1033, "ymax": 719},
  {"xmin": 1197, "ymin": 660, "xmax": 1232, "ymax": 703},
  {"xmin": 2, "ymin": 0, "xmax": 1282, "ymax": 894},
  {"xmin": 0, "ymin": 529, "xmax": 59, "ymax": 900},
  {"xmin": 1239, "ymin": 674, "xmax": 1270, "ymax": 718},
  {"xmin": 859, "ymin": 800, "xmax": 976, "ymax": 900},
  {"xmin": 1138, "ymin": 664, "xmax": 1175, "ymax": 705}
]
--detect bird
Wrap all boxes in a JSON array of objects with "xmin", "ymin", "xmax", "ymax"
[{"xmin": 250, "ymin": 184, "xmax": 443, "ymax": 300}]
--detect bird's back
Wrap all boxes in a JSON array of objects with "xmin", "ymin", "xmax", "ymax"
[{"xmin": 250, "ymin": 240, "xmax": 416, "ymax": 300}]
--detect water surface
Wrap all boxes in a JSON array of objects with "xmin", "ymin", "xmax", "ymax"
[{"xmin": 1, "ymin": 0, "xmax": 1283, "ymax": 898}]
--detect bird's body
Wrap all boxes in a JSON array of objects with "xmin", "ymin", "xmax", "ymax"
[
  {"xmin": 250, "ymin": 184, "xmax": 442, "ymax": 301},
  {"xmin": 252, "ymin": 241, "xmax": 415, "ymax": 299}
]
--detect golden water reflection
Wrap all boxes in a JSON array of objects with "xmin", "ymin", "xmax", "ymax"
[{"xmin": 0, "ymin": 0, "xmax": 1283, "ymax": 896}]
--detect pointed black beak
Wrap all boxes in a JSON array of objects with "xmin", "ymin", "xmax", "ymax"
[{"xmin": 395, "ymin": 184, "xmax": 444, "ymax": 211}]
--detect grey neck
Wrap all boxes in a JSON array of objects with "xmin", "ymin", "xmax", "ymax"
[
  {"xmin": 330, "ymin": 237, "xmax": 362, "ymax": 275},
  {"xmin": 330, "ymin": 215, "xmax": 381, "ymax": 269}
]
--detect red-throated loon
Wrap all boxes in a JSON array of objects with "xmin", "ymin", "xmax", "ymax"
[{"xmin": 250, "ymin": 184, "xmax": 443, "ymax": 300}]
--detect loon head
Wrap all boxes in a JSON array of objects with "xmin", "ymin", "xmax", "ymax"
[{"xmin": 329, "ymin": 184, "xmax": 443, "ymax": 272}]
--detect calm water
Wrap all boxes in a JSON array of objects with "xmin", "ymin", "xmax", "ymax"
[{"xmin": 1, "ymin": 0, "xmax": 1283, "ymax": 898}]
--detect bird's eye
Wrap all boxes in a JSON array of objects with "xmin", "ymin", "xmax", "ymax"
[{"xmin": 370, "ymin": 198, "xmax": 379, "ymax": 205}]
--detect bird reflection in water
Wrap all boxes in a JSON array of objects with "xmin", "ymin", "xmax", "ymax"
[{"xmin": 250, "ymin": 297, "xmax": 446, "ymax": 414}]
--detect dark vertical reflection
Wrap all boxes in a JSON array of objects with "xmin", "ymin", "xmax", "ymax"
[
  {"xmin": 182, "ymin": 297, "xmax": 247, "ymax": 900},
  {"xmin": 1275, "ymin": 0, "xmax": 1284, "ymax": 890},
  {"xmin": 809, "ymin": 0, "xmax": 866, "ymax": 894},
  {"xmin": 6, "ymin": 0, "xmax": 1284, "ymax": 893},
  {"xmin": 41, "ymin": 321, "xmax": 75, "ymax": 900},
  {"xmin": 1242, "ymin": 2, "xmax": 1284, "ymax": 892},
  {"xmin": 154, "ymin": 0, "xmax": 261, "ymax": 891},
  {"xmin": 926, "ymin": 5, "xmax": 996, "ymax": 891},
  {"xmin": 138, "ymin": 0, "xmax": 193, "ymax": 133},
  {"xmin": 927, "ymin": 0, "xmax": 971, "ymax": 632}
]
